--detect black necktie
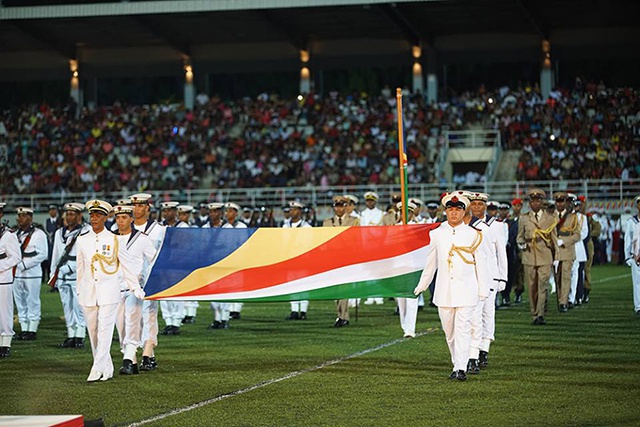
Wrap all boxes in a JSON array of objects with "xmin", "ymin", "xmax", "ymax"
[{"xmin": 338, "ymin": 218, "xmax": 342, "ymax": 226}]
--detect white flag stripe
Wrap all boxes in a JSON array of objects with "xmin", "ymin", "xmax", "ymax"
[{"xmin": 161, "ymin": 246, "xmax": 429, "ymax": 301}]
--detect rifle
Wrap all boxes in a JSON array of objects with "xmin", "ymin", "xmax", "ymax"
[
  {"xmin": 13, "ymin": 226, "xmax": 35, "ymax": 278},
  {"xmin": 48, "ymin": 226, "xmax": 81, "ymax": 288}
]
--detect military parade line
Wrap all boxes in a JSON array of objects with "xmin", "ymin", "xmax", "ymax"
[{"xmin": 0, "ymin": 189, "xmax": 638, "ymax": 383}]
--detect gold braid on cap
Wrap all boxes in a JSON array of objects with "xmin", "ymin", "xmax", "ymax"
[
  {"xmin": 448, "ymin": 229, "xmax": 483, "ymax": 269},
  {"xmin": 91, "ymin": 236, "xmax": 120, "ymax": 277},
  {"xmin": 532, "ymin": 220, "xmax": 558, "ymax": 250}
]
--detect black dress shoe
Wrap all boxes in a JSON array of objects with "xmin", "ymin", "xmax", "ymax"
[
  {"xmin": 559, "ymin": 304, "xmax": 568, "ymax": 313},
  {"xmin": 220, "ymin": 321, "xmax": 229, "ymax": 329},
  {"xmin": 0, "ymin": 346, "xmax": 10, "ymax": 358},
  {"xmin": 16, "ymin": 331, "xmax": 27, "ymax": 340},
  {"xmin": 230, "ymin": 312, "xmax": 241, "ymax": 320},
  {"xmin": 583, "ymin": 290, "xmax": 590, "ymax": 303},
  {"xmin": 532, "ymin": 316, "xmax": 547, "ymax": 325},
  {"xmin": 23, "ymin": 332, "xmax": 37, "ymax": 341},
  {"xmin": 74, "ymin": 338, "xmax": 85, "ymax": 349},
  {"xmin": 501, "ymin": 298, "xmax": 511, "ymax": 307},
  {"xmin": 514, "ymin": 294, "xmax": 522, "ymax": 304},
  {"xmin": 567, "ymin": 302, "xmax": 574, "ymax": 309},
  {"xmin": 456, "ymin": 370, "xmax": 467, "ymax": 381},
  {"xmin": 170, "ymin": 326, "xmax": 181, "ymax": 335},
  {"xmin": 479, "ymin": 351, "xmax": 489, "ymax": 368},
  {"xmin": 58, "ymin": 338, "xmax": 75, "ymax": 348},
  {"xmin": 467, "ymin": 359, "xmax": 480, "ymax": 374},
  {"xmin": 119, "ymin": 359, "xmax": 139, "ymax": 375},
  {"xmin": 286, "ymin": 312, "xmax": 300, "ymax": 320},
  {"xmin": 334, "ymin": 318, "xmax": 349, "ymax": 328},
  {"xmin": 299, "ymin": 312, "xmax": 307, "ymax": 320},
  {"xmin": 208, "ymin": 321, "xmax": 221, "ymax": 329},
  {"xmin": 140, "ymin": 356, "xmax": 157, "ymax": 371},
  {"xmin": 448, "ymin": 371, "xmax": 458, "ymax": 380}
]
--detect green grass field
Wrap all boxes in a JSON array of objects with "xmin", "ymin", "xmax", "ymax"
[{"xmin": 2, "ymin": 265, "xmax": 640, "ymax": 427}]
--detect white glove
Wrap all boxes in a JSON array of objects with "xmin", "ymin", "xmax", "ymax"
[
  {"xmin": 553, "ymin": 260, "xmax": 560, "ymax": 273},
  {"xmin": 518, "ymin": 243, "xmax": 527, "ymax": 251},
  {"xmin": 133, "ymin": 288, "xmax": 145, "ymax": 300},
  {"xmin": 413, "ymin": 284, "xmax": 427, "ymax": 296},
  {"xmin": 626, "ymin": 258, "xmax": 634, "ymax": 267},
  {"xmin": 557, "ymin": 239, "xmax": 564, "ymax": 247}
]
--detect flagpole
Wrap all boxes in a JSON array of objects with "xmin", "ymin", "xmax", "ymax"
[{"xmin": 396, "ymin": 88, "xmax": 408, "ymax": 225}]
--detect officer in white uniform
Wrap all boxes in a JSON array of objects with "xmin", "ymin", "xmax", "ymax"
[
  {"xmin": 13, "ymin": 207, "xmax": 48, "ymax": 341},
  {"xmin": 113, "ymin": 204, "xmax": 157, "ymax": 375},
  {"xmin": 177, "ymin": 205, "xmax": 199, "ymax": 324},
  {"xmin": 282, "ymin": 201, "xmax": 312, "ymax": 320},
  {"xmin": 76, "ymin": 200, "xmax": 144, "ymax": 382},
  {"xmin": 414, "ymin": 192, "xmax": 489, "ymax": 381},
  {"xmin": 395, "ymin": 201, "xmax": 420, "ymax": 338},
  {"xmin": 625, "ymin": 196, "xmax": 640, "ymax": 314},
  {"xmin": 0, "ymin": 203, "xmax": 21, "ymax": 358},
  {"xmin": 223, "ymin": 202, "xmax": 247, "ymax": 319},
  {"xmin": 465, "ymin": 192, "xmax": 507, "ymax": 373},
  {"xmin": 50, "ymin": 202, "xmax": 88, "ymax": 348},
  {"xmin": 568, "ymin": 194, "xmax": 588, "ymax": 306},
  {"xmin": 359, "ymin": 191, "xmax": 385, "ymax": 305},
  {"xmin": 130, "ymin": 193, "xmax": 166, "ymax": 371},
  {"xmin": 345, "ymin": 194, "xmax": 361, "ymax": 219},
  {"xmin": 203, "ymin": 202, "xmax": 231, "ymax": 329}
]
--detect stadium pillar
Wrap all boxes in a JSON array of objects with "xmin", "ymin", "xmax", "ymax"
[
  {"xmin": 411, "ymin": 45, "xmax": 424, "ymax": 95},
  {"xmin": 425, "ymin": 46, "xmax": 438, "ymax": 104},
  {"xmin": 540, "ymin": 40, "xmax": 554, "ymax": 99},
  {"xmin": 69, "ymin": 59, "xmax": 81, "ymax": 111},
  {"xmin": 299, "ymin": 49, "xmax": 311, "ymax": 94},
  {"xmin": 184, "ymin": 62, "xmax": 195, "ymax": 110}
]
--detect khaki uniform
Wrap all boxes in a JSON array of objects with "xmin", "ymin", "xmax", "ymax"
[
  {"xmin": 554, "ymin": 211, "xmax": 581, "ymax": 305},
  {"xmin": 517, "ymin": 210, "xmax": 558, "ymax": 320},
  {"xmin": 322, "ymin": 215, "xmax": 360, "ymax": 321},
  {"xmin": 585, "ymin": 215, "xmax": 601, "ymax": 293},
  {"xmin": 382, "ymin": 210, "xmax": 399, "ymax": 226}
]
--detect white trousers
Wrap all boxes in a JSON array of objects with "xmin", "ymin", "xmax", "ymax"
[
  {"xmin": 569, "ymin": 259, "xmax": 579, "ymax": 303},
  {"xmin": 58, "ymin": 279, "xmax": 85, "ymax": 338},
  {"xmin": 438, "ymin": 305, "xmax": 474, "ymax": 371},
  {"xmin": 364, "ymin": 298, "xmax": 384, "ymax": 305},
  {"xmin": 632, "ymin": 262, "xmax": 640, "ymax": 311},
  {"xmin": 229, "ymin": 302, "xmax": 243, "ymax": 313},
  {"xmin": 142, "ymin": 299, "xmax": 159, "ymax": 347},
  {"xmin": 116, "ymin": 291, "xmax": 143, "ymax": 351},
  {"xmin": 290, "ymin": 300, "xmax": 309, "ymax": 312},
  {"xmin": 82, "ymin": 303, "xmax": 118, "ymax": 378},
  {"xmin": 185, "ymin": 301, "xmax": 199, "ymax": 317},
  {"xmin": 469, "ymin": 290, "xmax": 496, "ymax": 356},
  {"xmin": 13, "ymin": 277, "xmax": 42, "ymax": 331},
  {"xmin": 160, "ymin": 300, "xmax": 185, "ymax": 327},
  {"xmin": 397, "ymin": 297, "xmax": 419, "ymax": 336},
  {"xmin": 211, "ymin": 302, "xmax": 230, "ymax": 322},
  {"xmin": 0, "ymin": 284, "xmax": 14, "ymax": 339}
]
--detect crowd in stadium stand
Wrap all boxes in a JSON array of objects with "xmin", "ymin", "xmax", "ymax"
[{"xmin": 0, "ymin": 78, "xmax": 638, "ymax": 196}]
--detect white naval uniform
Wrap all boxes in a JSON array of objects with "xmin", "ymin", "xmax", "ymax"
[
  {"xmin": 160, "ymin": 221, "xmax": 189, "ymax": 328},
  {"xmin": 570, "ymin": 212, "xmax": 589, "ymax": 304},
  {"xmin": 395, "ymin": 220, "xmax": 420, "ymax": 337},
  {"xmin": 134, "ymin": 220, "xmax": 166, "ymax": 352},
  {"xmin": 203, "ymin": 221, "xmax": 230, "ymax": 323},
  {"xmin": 115, "ymin": 229, "xmax": 157, "ymax": 361},
  {"xmin": 76, "ymin": 228, "xmax": 142, "ymax": 379},
  {"xmin": 469, "ymin": 215, "xmax": 507, "ymax": 359},
  {"xmin": 222, "ymin": 220, "xmax": 247, "ymax": 316},
  {"xmin": 50, "ymin": 224, "xmax": 88, "ymax": 340},
  {"xmin": 13, "ymin": 226, "xmax": 48, "ymax": 333},
  {"xmin": 415, "ymin": 222, "xmax": 489, "ymax": 372},
  {"xmin": 0, "ymin": 227, "xmax": 21, "ymax": 349},
  {"xmin": 283, "ymin": 219, "xmax": 312, "ymax": 314},
  {"xmin": 626, "ymin": 216, "xmax": 640, "ymax": 312}
]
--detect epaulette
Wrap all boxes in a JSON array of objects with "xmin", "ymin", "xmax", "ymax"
[
  {"xmin": 469, "ymin": 216, "xmax": 482, "ymax": 230},
  {"xmin": 632, "ymin": 216, "xmax": 640, "ymax": 224},
  {"xmin": 486, "ymin": 216, "xmax": 496, "ymax": 226}
]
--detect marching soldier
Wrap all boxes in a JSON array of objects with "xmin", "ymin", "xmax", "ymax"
[
  {"xmin": 13, "ymin": 207, "xmax": 48, "ymax": 341},
  {"xmin": 0, "ymin": 203, "xmax": 21, "ymax": 358},
  {"xmin": 624, "ymin": 196, "xmax": 640, "ymax": 315},
  {"xmin": 323, "ymin": 196, "xmax": 360, "ymax": 327},
  {"xmin": 203, "ymin": 202, "xmax": 225, "ymax": 228},
  {"xmin": 414, "ymin": 192, "xmax": 489, "ymax": 381},
  {"xmin": 112, "ymin": 204, "xmax": 157, "ymax": 376},
  {"xmin": 283, "ymin": 201, "xmax": 312, "ymax": 320},
  {"xmin": 424, "ymin": 200, "xmax": 444, "ymax": 224},
  {"xmin": 581, "ymin": 197, "xmax": 601, "ymax": 303},
  {"xmin": 345, "ymin": 195, "xmax": 360, "ymax": 219},
  {"xmin": 517, "ymin": 189, "xmax": 558, "ymax": 325},
  {"xmin": 44, "ymin": 204, "xmax": 62, "ymax": 284},
  {"xmin": 223, "ymin": 202, "xmax": 247, "ymax": 319},
  {"xmin": 569, "ymin": 194, "xmax": 589, "ymax": 306},
  {"xmin": 203, "ymin": 203, "xmax": 231, "ymax": 329},
  {"xmin": 130, "ymin": 193, "xmax": 166, "ymax": 371},
  {"xmin": 49, "ymin": 202, "xmax": 88, "ymax": 348},
  {"xmin": 159, "ymin": 201, "xmax": 185, "ymax": 335},
  {"xmin": 360, "ymin": 191, "xmax": 384, "ymax": 305},
  {"xmin": 76, "ymin": 200, "xmax": 145, "ymax": 382},
  {"xmin": 194, "ymin": 201, "xmax": 210, "ymax": 228},
  {"xmin": 382, "ymin": 194, "xmax": 402, "ymax": 225},
  {"xmin": 553, "ymin": 191, "xmax": 581, "ymax": 312},
  {"xmin": 177, "ymin": 205, "xmax": 199, "ymax": 324},
  {"xmin": 395, "ymin": 200, "xmax": 420, "ymax": 338}
]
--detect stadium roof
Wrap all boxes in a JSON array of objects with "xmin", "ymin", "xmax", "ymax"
[{"xmin": 0, "ymin": 0, "xmax": 638, "ymax": 81}]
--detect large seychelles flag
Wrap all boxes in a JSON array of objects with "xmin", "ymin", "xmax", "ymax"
[{"xmin": 144, "ymin": 224, "xmax": 437, "ymax": 302}]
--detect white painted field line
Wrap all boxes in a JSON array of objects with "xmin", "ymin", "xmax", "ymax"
[
  {"xmin": 591, "ymin": 272, "xmax": 630, "ymax": 283},
  {"xmin": 123, "ymin": 328, "xmax": 438, "ymax": 427}
]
